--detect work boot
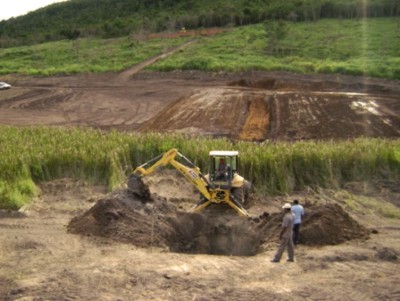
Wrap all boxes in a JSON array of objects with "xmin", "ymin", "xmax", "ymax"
[
  {"xmin": 271, "ymin": 259, "xmax": 280, "ymax": 263},
  {"xmin": 286, "ymin": 259, "xmax": 294, "ymax": 262}
]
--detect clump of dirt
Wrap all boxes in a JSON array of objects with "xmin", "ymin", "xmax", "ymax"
[
  {"xmin": 69, "ymin": 186, "xmax": 369, "ymax": 256},
  {"xmin": 375, "ymin": 247, "xmax": 398, "ymax": 262}
]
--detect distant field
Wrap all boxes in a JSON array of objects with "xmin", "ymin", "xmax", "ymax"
[{"xmin": 0, "ymin": 18, "xmax": 399, "ymax": 79}]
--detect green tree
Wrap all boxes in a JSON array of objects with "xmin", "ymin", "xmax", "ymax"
[{"xmin": 264, "ymin": 20, "xmax": 289, "ymax": 54}]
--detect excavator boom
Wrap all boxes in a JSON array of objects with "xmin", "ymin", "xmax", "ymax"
[{"xmin": 128, "ymin": 149, "xmax": 211, "ymax": 200}]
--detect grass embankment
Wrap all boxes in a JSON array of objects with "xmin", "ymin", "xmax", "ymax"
[
  {"xmin": 0, "ymin": 18, "xmax": 399, "ymax": 79},
  {"xmin": 1, "ymin": 126, "xmax": 399, "ymax": 210},
  {"xmin": 152, "ymin": 18, "xmax": 400, "ymax": 79},
  {"xmin": 0, "ymin": 36, "xmax": 190, "ymax": 76}
]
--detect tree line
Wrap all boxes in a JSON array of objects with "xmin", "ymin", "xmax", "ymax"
[{"xmin": 0, "ymin": 0, "xmax": 399, "ymax": 47}]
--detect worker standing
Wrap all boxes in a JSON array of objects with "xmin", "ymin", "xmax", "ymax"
[
  {"xmin": 291, "ymin": 199, "xmax": 304, "ymax": 245},
  {"xmin": 271, "ymin": 203, "xmax": 295, "ymax": 263}
]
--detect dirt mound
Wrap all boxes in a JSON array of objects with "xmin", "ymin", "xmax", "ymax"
[
  {"xmin": 68, "ymin": 189, "xmax": 262, "ymax": 256},
  {"xmin": 68, "ymin": 188, "xmax": 369, "ymax": 255},
  {"xmin": 298, "ymin": 203, "xmax": 370, "ymax": 245},
  {"xmin": 68, "ymin": 189, "xmax": 176, "ymax": 248}
]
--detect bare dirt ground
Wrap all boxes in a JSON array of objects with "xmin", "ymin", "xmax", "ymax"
[
  {"xmin": 0, "ymin": 69, "xmax": 399, "ymax": 141},
  {"xmin": 0, "ymin": 55, "xmax": 400, "ymax": 300},
  {"xmin": 0, "ymin": 174, "xmax": 399, "ymax": 301}
]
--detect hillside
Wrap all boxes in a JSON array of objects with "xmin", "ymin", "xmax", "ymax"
[
  {"xmin": 1, "ymin": 19, "xmax": 399, "ymax": 79},
  {"xmin": 0, "ymin": 0, "xmax": 399, "ymax": 47}
]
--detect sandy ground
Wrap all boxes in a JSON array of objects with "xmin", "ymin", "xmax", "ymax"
[{"xmin": 0, "ymin": 175, "xmax": 399, "ymax": 301}]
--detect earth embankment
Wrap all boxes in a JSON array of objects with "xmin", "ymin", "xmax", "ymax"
[{"xmin": 1, "ymin": 71, "xmax": 399, "ymax": 141}]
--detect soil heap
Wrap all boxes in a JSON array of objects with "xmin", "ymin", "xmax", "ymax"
[{"xmin": 68, "ymin": 189, "xmax": 370, "ymax": 256}]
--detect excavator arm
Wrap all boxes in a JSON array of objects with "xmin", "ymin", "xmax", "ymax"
[{"xmin": 128, "ymin": 148, "xmax": 212, "ymax": 201}]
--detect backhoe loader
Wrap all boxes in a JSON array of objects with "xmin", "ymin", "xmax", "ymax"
[{"xmin": 128, "ymin": 148, "xmax": 252, "ymax": 216}]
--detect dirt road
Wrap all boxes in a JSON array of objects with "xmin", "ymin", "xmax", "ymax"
[
  {"xmin": 0, "ymin": 71, "xmax": 399, "ymax": 141},
  {"xmin": 0, "ymin": 176, "xmax": 399, "ymax": 301}
]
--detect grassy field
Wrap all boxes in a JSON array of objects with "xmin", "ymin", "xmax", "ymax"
[
  {"xmin": 0, "ymin": 36, "xmax": 190, "ymax": 76},
  {"xmin": 1, "ymin": 126, "xmax": 399, "ymax": 209},
  {"xmin": 152, "ymin": 18, "xmax": 400, "ymax": 79},
  {"xmin": 1, "ymin": 18, "xmax": 399, "ymax": 79}
]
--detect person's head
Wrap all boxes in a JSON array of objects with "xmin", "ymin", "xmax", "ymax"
[
  {"xmin": 282, "ymin": 203, "xmax": 291, "ymax": 211},
  {"xmin": 293, "ymin": 199, "xmax": 299, "ymax": 205},
  {"xmin": 220, "ymin": 158, "xmax": 225, "ymax": 164}
]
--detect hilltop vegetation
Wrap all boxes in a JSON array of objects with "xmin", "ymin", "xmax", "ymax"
[
  {"xmin": 1, "ymin": 18, "xmax": 399, "ymax": 79},
  {"xmin": 0, "ymin": 0, "xmax": 399, "ymax": 47}
]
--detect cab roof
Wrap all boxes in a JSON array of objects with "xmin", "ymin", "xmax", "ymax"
[{"xmin": 209, "ymin": 150, "xmax": 239, "ymax": 157}]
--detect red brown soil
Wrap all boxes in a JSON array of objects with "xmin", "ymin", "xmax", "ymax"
[{"xmin": 1, "ymin": 70, "xmax": 399, "ymax": 141}]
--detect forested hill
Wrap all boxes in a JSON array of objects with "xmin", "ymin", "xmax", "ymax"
[{"xmin": 0, "ymin": 0, "xmax": 399, "ymax": 47}]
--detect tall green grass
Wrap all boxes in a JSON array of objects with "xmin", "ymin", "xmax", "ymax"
[{"xmin": 0, "ymin": 126, "xmax": 399, "ymax": 209}]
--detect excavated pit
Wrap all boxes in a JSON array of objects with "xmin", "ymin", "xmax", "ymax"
[{"xmin": 68, "ymin": 187, "xmax": 370, "ymax": 256}]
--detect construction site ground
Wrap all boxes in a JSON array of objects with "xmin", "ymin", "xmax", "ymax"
[
  {"xmin": 0, "ymin": 70, "xmax": 399, "ymax": 141},
  {"xmin": 0, "ymin": 175, "xmax": 399, "ymax": 301},
  {"xmin": 0, "ymin": 65, "xmax": 399, "ymax": 300}
]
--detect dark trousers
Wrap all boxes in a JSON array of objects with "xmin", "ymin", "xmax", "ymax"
[{"xmin": 293, "ymin": 223, "xmax": 301, "ymax": 244}]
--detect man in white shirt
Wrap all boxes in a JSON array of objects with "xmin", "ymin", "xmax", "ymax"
[{"xmin": 291, "ymin": 199, "xmax": 304, "ymax": 245}]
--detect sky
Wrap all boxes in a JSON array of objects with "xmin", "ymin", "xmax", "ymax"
[{"xmin": 0, "ymin": 0, "xmax": 68, "ymax": 21}]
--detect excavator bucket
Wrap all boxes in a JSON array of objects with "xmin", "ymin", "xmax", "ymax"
[{"xmin": 127, "ymin": 174, "xmax": 151, "ymax": 199}]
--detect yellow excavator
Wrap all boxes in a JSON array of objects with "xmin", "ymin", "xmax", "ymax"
[{"xmin": 128, "ymin": 148, "xmax": 252, "ymax": 216}]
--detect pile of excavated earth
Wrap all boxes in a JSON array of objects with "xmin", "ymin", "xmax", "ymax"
[{"xmin": 68, "ymin": 186, "xmax": 370, "ymax": 256}]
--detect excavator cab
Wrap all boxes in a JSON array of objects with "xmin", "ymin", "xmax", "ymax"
[{"xmin": 209, "ymin": 151, "xmax": 239, "ymax": 187}]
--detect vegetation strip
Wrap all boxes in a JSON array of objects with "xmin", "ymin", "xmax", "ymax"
[{"xmin": 0, "ymin": 126, "xmax": 399, "ymax": 209}]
